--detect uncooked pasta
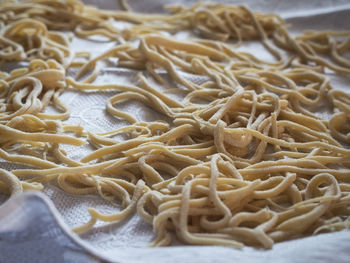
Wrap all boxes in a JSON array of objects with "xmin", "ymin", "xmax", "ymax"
[{"xmin": 0, "ymin": 0, "xmax": 350, "ymax": 250}]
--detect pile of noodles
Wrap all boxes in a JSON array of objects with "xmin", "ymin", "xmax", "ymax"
[{"xmin": 0, "ymin": 0, "xmax": 350, "ymax": 249}]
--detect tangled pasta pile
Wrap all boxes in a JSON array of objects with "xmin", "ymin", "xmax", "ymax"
[{"xmin": 0, "ymin": 0, "xmax": 350, "ymax": 249}]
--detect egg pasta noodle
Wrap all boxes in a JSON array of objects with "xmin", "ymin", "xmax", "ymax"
[{"xmin": 0, "ymin": 0, "xmax": 350, "ymax": 249}]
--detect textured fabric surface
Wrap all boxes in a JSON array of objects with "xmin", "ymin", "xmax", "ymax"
[
  {"xmin": 0, "ymin": 1, "xmax": 350, "ymax": 262},
  {"xmin": 2, "ymin": 192, "xmax": 350, "ymax": 263},
  {"xmin": 0, "ymin": 193, "xmax": 101, "ymax": 263}
]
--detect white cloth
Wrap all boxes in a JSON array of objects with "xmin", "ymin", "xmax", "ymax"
[{"xmin": 1, "ymin": 1, "xmax": 350, "ymax": 262}]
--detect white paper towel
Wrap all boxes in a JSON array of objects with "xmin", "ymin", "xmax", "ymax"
[{"xmin": 0, "ymin": 1, "xmax": 350, "ymax": 262}]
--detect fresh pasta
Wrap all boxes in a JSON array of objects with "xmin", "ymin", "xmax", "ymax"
[{"xmin": 0, "ymin": 0, "xmax": 350, "ymax": 250}]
